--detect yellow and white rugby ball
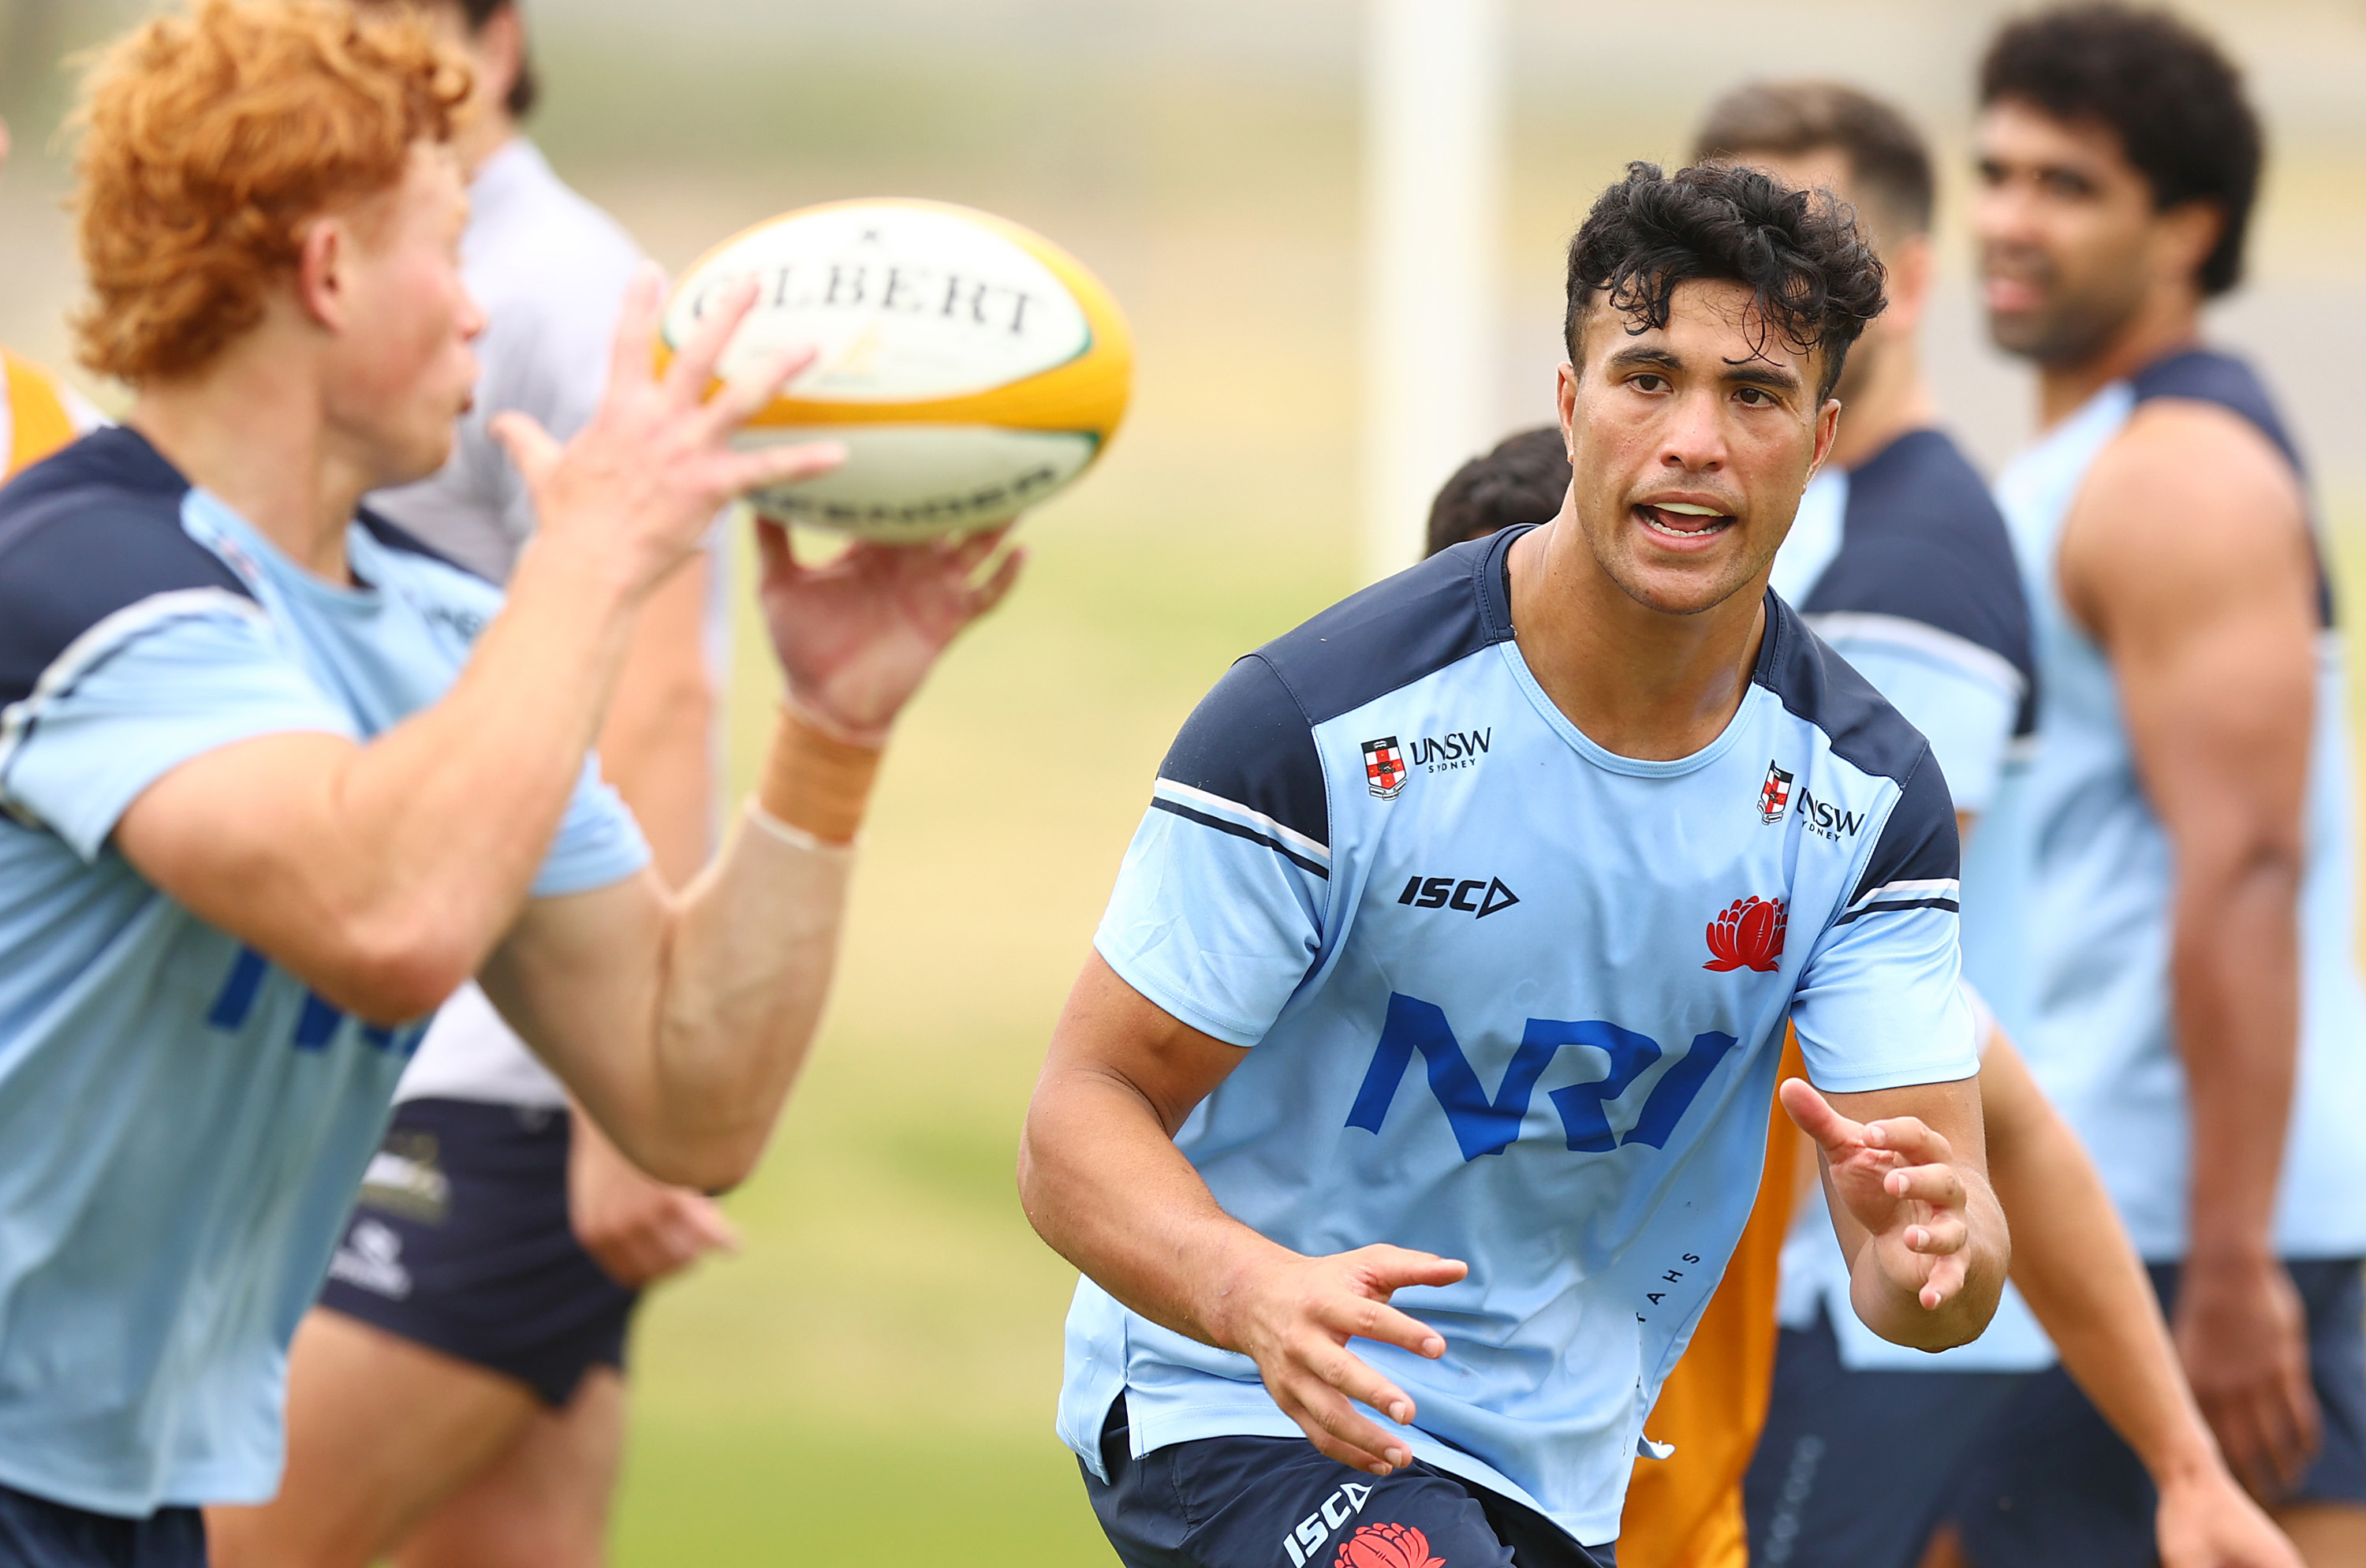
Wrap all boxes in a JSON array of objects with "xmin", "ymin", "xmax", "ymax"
[{"xmin": 662, "ymin": 198, "xmax": 1133, "ymax": 540}]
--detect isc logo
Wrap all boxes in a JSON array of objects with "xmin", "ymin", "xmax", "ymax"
[
  {"xmin": 1394, "ymin": 873, "xmax": 1519, "ymax": 918},
  {"xmin": 1346, "ymin": 994, "xmax": 1737, "ymax": 1161}
]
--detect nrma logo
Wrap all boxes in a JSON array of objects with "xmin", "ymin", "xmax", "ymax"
[{"xmin": 1345, "ymin": 994, "xmax": 1737, "ymax": 1161}]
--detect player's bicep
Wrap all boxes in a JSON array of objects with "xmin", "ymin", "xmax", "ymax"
[
  {"xmin": 1046, "ymin": 951, "xmax": 1251, "ymax": 1137},
  {"xmin": 2069, "ymin": 405, "xmax": 2315, "ymax": 850},
  {"xmin": 115, "ymin": 731, "xmax": 362, "ymax": 935}
]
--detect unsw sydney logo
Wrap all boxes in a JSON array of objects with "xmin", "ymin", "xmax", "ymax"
[
  {"xmin": 1361, "ymin": 728, "xmax": 1492, "ymax": 799},
  {"xmin": 1754, "ymin": 759, "xmax": 1865, "ymax": 843}
]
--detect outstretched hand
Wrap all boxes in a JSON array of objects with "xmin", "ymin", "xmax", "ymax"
[
  {"xmin": 756, "ymin": 519, "xmax": 1024, "ymax": 743},
  {"xmin": 1220, "ymin": 1243, "xmax": 1468, "ymax": 1477},
  {"xmin": 492, "ymin": 266, "xmax": 846, "ymax": 600},
  {"xmin": 2157, "ymin": 1460, "xmax": 2307, "ymax": 1568},
  {"xmin": 1781, "ymin": 1077, "xmax": 1974, "ymax": 1316}
]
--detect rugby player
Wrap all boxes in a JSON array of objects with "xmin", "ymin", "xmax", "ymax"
[
  {"xmin": 1021, "ymin": 160, "xmax": 2010, "ymax": 1567},
  {"xmin": 206, "ymin": 3, "xmax": 736, "ymax": 1564},
  {"xmin": 0, "ymin": 120, "xmax": 106, "ymax": 477},
  {"xmin": 0, "ymin": 4, "xmax": 1013, "ymax": 1565},
  {"xmin": 1927, "ymin": 9, "xmax": 2366, "ymax": 1565}
]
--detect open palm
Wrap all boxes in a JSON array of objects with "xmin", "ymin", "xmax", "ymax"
[{"xmin": 755, "ymin": 518, "xmax": 1024, "ymax": 742}]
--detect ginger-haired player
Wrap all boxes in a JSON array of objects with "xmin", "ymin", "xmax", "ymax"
[{"xmin": 0, "ymin": 4, "xmax": 1014, "ymax": 1564}]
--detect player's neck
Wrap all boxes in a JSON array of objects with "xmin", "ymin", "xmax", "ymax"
[
  {"xmin": 2036, "ymin": 286, "xmax": 2204, "ymax": 428},
  {"xmin": 129, "ymin": 324, "xmax": 378, "ymax": 585},
  {"xmin": 1826, "ymin": 340, "xmax": 1939, "ymax": 472},
  {"xmin": 1506, "ymin": 519, "xmax": 1766, "ymax": 763}
]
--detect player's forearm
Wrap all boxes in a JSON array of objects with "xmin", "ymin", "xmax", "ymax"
[
  {"xmin": 586, "ymin": 710, "xmax": 870, "ymax": 1188},
  {"xmin": 1997, "ymin": 1083, "xmax": 2219, "ymax": 1486},
  {"xmin": 2171, "ymin": 851, "xmax": 2301, "ymax": 1262},
  {"xmin": 599, "ymin": 554, "xmax": 716, "ymax": 884},
  {"xmin": 1018, "ymin": 1068, "xmax": 1296, "ymax": 1354}
]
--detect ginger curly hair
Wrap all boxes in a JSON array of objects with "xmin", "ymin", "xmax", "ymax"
[{"xmin": 69, "ymin": 0, "xmax": 471, "ymax": 384}]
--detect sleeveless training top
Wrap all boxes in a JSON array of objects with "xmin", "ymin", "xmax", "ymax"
[{"xmin": 1961, "ymin": 348, "xmax": 2366, "ymax": 1261}]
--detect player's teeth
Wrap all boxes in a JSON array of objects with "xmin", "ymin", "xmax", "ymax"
[{"xmin": 1657, "ymin": 502, "xmax": 1722, "ymax": 516}]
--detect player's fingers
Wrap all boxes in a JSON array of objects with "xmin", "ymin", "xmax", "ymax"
[
  {"xmin": 948, "ymin": 523, "xmax": 1015, "ymax": 573},
  {"xmin": 699, "ymin": 344, "xmax": 818, "ymax": 437},
  {"xmin": 1902, "ymin": 1208, "xmax": 1967, "ymax": 1257},
  {"xmin": 1355, "ymin": 1245, "xmax": 1472, "ymax": 1294},
  {"xmin": 488, "ymin": 411, "xmax": 563, "ymax": 491},
  {"xmin": 1315, "ymin": 1293, "xmax": 1448, "ymax": 1362},
  {"xmin": 723, "ymin": 438, "xmax": 846, "ymax": 500},
  {"xmin": 1274, "ymin": 1385, "xmax": 1407, "ymax": 1477},
  {"xmin": 605, "ymin": 263, "xmax": 666, "ymax": 396},
  {"xmin": 1863, "ymin": 1114, "xmax": 1950, "ymax": 1165},
  {"xmin": 1282, "ymin": 1353, "xmax": 1416, "ymax": 1472},
  {"xmin": 2260, "ymin": 1375, "xmax": 2321, "ymax": 1489},
  {"xmin": 1883, "ymin": 1160, "xmax": 1965, "ymax": 1211},
  {"xmin": 1778, "ymin": 1077, "xmax": 1865, "ymax": 1155},
  {"xmin": 1301, "ymin": 1335, "xmax": 1420, "ymax": 1426},
  {"xmin": 681, "ymin": 1195, "xmax": 743, "ymax": 1254},
  {"xmin": 660, "ymin": 274, "xmax": 760, "ymax": 407},
  {"xmin": 961, "ymin": 547, "xmax": 1025, "ymax": 621},
  {"xmin": 1916, "ymin": 1249, "xmax": 1967, "ymax": 1312}
]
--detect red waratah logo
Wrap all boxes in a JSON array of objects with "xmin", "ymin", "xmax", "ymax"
[
  {"xmin": 1704, "ymin": 895, "xmax": 1786, "ymax": 973},
  {"xmin": 1334, "ymin": 1521, "xmax": 1446, "ymax": 1568}
]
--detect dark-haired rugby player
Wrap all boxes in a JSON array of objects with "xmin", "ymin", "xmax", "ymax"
[
  {"xmin": 1021, "ymin": 160, "xmax": 2008, "ymax": 1568},
  {"xmin": 1935, "ymin": 7, "xmax": 2366, "ymax": 1565},
  {"xmin": 0, "ymin": 3, "xmax": 1013, "ymax": 1563}
]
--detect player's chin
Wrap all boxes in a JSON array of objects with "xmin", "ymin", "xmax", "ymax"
[{"xmin": 1612, "ymin": 539, "xmax": 1760, "ymax": 618}]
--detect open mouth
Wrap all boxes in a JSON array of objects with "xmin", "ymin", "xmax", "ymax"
[{"xmin": 1636, "ymin": 502, "xmax": 1733, "ymax": 541}]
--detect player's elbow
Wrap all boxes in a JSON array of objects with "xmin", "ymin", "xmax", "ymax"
[
  {"xmin": 310, "ymin": 915, "xmax": 480, "ymax": 1025},
  {"xmin": 630, "ymin": 1126, "xmax": 762, "ymax": 1194}
]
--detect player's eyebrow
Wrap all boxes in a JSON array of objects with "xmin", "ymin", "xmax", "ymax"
[
  {"xmin": 1721, "ymin": 360, "xmax": 1803, "ymax": 394},
  {"xmin": 1603, "ymin": 345, "xmax": 1684, "ymax": 375}
]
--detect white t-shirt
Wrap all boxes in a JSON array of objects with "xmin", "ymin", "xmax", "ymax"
[{"xmin": 375, "ymin": 139, "xmax": 694, "ymax": 1108}]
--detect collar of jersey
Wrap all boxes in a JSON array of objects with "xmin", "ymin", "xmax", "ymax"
[
  {"xmin": 183, "ymin": 487, "xmax": 390, "ymax": 611},
  {"xmin": 1490, "ymin": 605, "xmax": 1768, "ymax": 778}
]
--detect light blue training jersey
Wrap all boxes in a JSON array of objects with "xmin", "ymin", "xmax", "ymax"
[
  {"xmin": 0, "ymin": 428, "xmax": 647, "ymax": 1514},
  {"xmin": 1960, "ymin": 348, "xmax": 2366, "ymax": 1263},
  {"xmin": 1058, "ymin": 527, "xmax": 1979, "ymax": 1546},
  {"xmin": 1767, "ymin": 428, "xmax": 2055, "ymax": 1372}
]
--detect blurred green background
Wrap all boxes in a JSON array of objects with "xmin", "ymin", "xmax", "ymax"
[{"xmin": 2, "ymin": 2, "xmax": 2364, "ymax": 1562}]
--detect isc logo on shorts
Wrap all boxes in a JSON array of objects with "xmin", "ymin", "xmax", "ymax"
[{"xmin": 1281, "ymin": 1481, "xmax": 1373, "ymax": 1565}]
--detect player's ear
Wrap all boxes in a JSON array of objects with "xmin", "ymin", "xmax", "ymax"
[{"xmin": 292, "ymin": 214, "xmax": 349, "ymax": 334}]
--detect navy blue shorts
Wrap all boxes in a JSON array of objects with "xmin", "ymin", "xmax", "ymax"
[
  {"xmin": 1742, "ymin": 1305, "xmax": 2025, "ymax": 1568},
  {"xmin": 1081, "ymin": 1396, "xmax": 1613, "ymax": 1568},
  {"xmin": 316, "ymin": 1098, "xmax": 638, "ymax": 1407},
  {"xmin": 0, "ymin": 1482, "xmax": 203, "ymax": 1568},
  {"xmin": 1950, "ymin": 1259, "xmax": 2366, "ymax": 1567}
]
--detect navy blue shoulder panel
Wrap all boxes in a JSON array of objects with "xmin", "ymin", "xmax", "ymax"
[
  {"xmin": 1804, "ymin": 428, "xmax": 2036, "ymax": 736},
  {"xmin": 0, "ymin": 427, "xmax": 250, "ymax": 707},
  {"xmin": 357, "ymin": 506, "xmax": 490, "ymax": 584},
  {"xmin": 1757, "ymin": 594, "xmax": 1959, "ymax": 906},
  {"xmin": 2132, "ymin": 349, "xmax": 2304, "ymax": 477},
  {"xmin": 1842, "ymin": 752, "xmax": 1961, "ymax": 913},
  {"xmin": 1257, "ymin": 524, "xmax": 1519, "ymax": 727},
  {"xmin": 1158, "ymin": 655, "xmax": 1330, "ymax": 852},
  {"xmin": 1157, "ymin": 525, "xmax": 1524, "ymax": 854},
  {"xmin": 1752, "ymin": 592, "xmax": 1932, "ymax": 787}
]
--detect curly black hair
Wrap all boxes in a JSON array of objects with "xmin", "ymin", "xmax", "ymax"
[
  {"xmin": 1425, "ymin": 426, "xmax": 1570, "ymax": 558},
  {"xmin": 1563, "ymin": 162, "xmax": 1886, "ymax": 405},
  {"xmin": 1981, "ymin": 4, "xmax": 2258, "ymax": 297}
]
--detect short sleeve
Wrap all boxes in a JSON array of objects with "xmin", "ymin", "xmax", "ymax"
[
  {"xmin": 1093, "ymin": 655, "xmax": 1333, "ymax": 1047},
  {"xmin": 0, "ymin": 599, "xmax": 357, "ymax": 860},
  {"xmin": 1816, "ymin": 633, "xmax": 2018, "ymax": 815},
  {"xmin": 532, "ymin": 753, "xmax": 650, "ymax": 898},
  {"xmin": 1790, "ymin": 752, "xmax": 1978, "ymax": 1092}
]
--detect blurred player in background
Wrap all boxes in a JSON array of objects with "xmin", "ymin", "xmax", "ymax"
[
  {"xmin": 0, "ymin": 118, "xmax": 106, "ymax": 477},
  {"xmin": 207, "ymin": 3, "xmax": 733, "ymax": 1564},
  {"xmin": 1024, "ymin": 160, "xmax": 2010, "ymax": 1568},
  {"xmin": 1935, "ymin": 8, "xmax": 2366, "ymax": 1565},
  {"xmin": 0, "ymin": 3, "xmax": 1013, "ymax": 1565}
]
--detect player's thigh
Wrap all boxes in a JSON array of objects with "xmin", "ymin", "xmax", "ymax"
[
  {"xmin": 1741, "ymin": 1313, "xmax": 2021, "ymax": 1568},
  {"xmin": 204, "ymin": 1308, "xmax": 539, "ymax": 1568},
  {"xmin": 391, "ymin": 1365, "xmax": 627, "ymax": 1568}
]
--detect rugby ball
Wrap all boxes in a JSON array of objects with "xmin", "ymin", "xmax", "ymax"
[{"xmin": 661, "ymin": 198, "xmax": 1133, "ymax": 540}]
